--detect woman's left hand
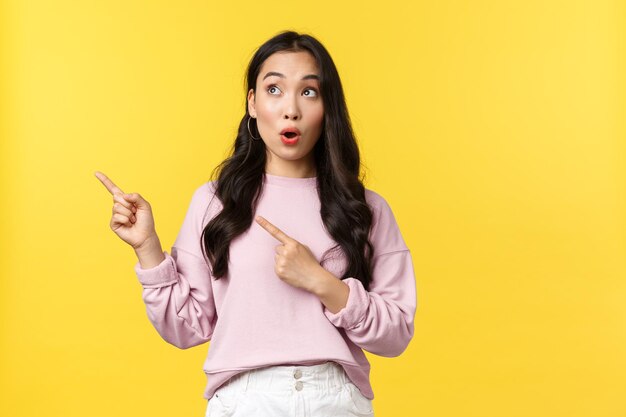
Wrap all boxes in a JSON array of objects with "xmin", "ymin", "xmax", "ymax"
[{"xmin": 255, "ymin": 215, "xmax": 325, "ymax": 292}]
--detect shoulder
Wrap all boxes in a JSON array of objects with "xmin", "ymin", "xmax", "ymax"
[
  {"xmin": 189, "ymin": 180, "xmax": 223, "ymax": 227},
  {"xmin": 364, "ymin": 187, "xmax": 387, "ymax": 210},
  {"xmin": 363, "ymin": 187, "xmax": 409, "ymax": 256},
  {"xmin": 363, "ymin": 187, "xmax": 394, "ymax": 226},
  {"xmin": 191, "ymin": 180, "xmax": 217, "ymax": 199}
]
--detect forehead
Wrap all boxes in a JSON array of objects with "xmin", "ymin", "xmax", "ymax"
[{"xmin": 258, "ymin": 51, "xmax": 319, "ymax": 80}]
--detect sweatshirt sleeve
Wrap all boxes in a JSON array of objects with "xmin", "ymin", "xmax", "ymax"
[
  {"xmin": 133, "ymin": 181, "xmax": 221, "ymax": 349},
  {"xmin": 322, "ymin": 191, "xmax": 417, "ymax": 357}
]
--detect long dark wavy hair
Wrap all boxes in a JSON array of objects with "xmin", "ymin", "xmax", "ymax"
[{"xmin": 200, "ymin": 30, "xmax": 375, "ymax": 291}]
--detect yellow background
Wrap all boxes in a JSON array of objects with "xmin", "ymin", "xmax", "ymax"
[{"xmin": 1, "ymin": 1, "xmax": 624, "ymax": 416}]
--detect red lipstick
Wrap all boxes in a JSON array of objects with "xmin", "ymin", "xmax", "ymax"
[{"xmin": 280, "ymin": 126, "xmax": 301, "ymax": 145}]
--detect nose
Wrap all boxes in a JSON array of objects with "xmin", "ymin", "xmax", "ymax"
[{"xmin": 283, "ymin": 95, "xmax": 300, "ymax": 120}]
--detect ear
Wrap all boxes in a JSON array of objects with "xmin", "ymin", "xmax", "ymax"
[{"xmin": 247, "ymin": 88, "xmax": 256, "ymax": 118}]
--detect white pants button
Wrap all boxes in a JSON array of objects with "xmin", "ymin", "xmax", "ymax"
[{"xmin": 295, "ymin": 381, "xmax": 303, "ymax": 391}]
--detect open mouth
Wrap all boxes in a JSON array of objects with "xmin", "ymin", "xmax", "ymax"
[{"xmin": 280, "ymin": 126, "xmax": 302, "ymax": 139}]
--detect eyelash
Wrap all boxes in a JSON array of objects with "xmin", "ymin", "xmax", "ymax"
[{"xmin": 266, "ymin": 84, "xmax": 318, "ymax": 97}]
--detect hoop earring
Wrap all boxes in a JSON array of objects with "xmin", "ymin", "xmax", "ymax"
[{"xmin": 247, "ymin": 116, "xmax": 261, "ymax": 140}]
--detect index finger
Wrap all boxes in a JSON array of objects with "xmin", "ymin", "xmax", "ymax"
[
  {"xmin": 255, "ymin": 215, "xmax": 293, "ymax": 245},
  {"xmin": 94, "ymin": 171, "xmax": 125, "ymax": 196}
]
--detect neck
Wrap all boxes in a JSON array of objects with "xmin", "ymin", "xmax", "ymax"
[{"xmin": 264, "ymin": 162, "xmax": 316, "ymax": 179}]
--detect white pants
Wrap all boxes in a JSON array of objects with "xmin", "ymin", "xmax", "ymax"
[{"xmin": 205, "ymin": 361, "xmax": 375, "ymax": 417}]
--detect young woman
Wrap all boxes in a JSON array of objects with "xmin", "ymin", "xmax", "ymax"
[{"xmin": 95, "ymin": 30, "xmax": 417, "ymax": 417}]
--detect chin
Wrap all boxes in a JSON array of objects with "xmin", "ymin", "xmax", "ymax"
[{"xmin": 267, "ymin": 145, "xmax": 307, "ymax": 160}]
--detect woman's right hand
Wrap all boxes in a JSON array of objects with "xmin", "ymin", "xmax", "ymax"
[{"xmin": 94, "ymin": 171, "xmax": 157, "ymax": 250}]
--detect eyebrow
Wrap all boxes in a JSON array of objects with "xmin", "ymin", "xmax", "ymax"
[{"xmin": 262, "ymin": 71, "xmax": 320, "ymax": 81}]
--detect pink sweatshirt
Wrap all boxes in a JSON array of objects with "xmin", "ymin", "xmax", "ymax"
[{"xmin": 134, "ymin": 173, "xmax": 417, "ymax": 401}]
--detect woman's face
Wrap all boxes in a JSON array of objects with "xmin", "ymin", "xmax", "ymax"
[{"xmin": 248, "ymin": 50, "xmax": 324, "ymax": 176}]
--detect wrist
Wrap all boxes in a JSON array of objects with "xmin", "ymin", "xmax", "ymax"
[
  {"xmin": 135, "ymin": 234, "xmax": 161, "ymax": 253},
  {"xmin": 309, "ymin": 266, "xmax": 334, "ymax": 296},
  {"xmin": 134, "ymin": 235, "xmax": 165, "ymax": 269},
  {"xmin": 311, "ymin": 267, "xmax": 350, "ymax": 314}
]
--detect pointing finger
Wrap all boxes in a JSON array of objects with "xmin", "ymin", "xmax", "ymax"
[
  {"xmin": 255, "ymin": 215, "xmax": 293, "ymax": 244},
  {"xmin": 94, "ymin": 171, "xmax": 125, "ymax": 196}
]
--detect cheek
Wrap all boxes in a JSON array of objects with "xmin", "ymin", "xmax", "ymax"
[
  {"xmin": 255, "ymin": 101, "xmax": 276, "ymax": 131},
  {"xmin": 256, "ymin": 98, "xmax": 279, "ymax": 117},
  {"xmin": 310, "ymin": 107, "xmax": 324, "ymax": 130}
]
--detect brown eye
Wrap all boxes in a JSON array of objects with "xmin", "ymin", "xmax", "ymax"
[
  {"xmin": 267, "ymin": 85, "xmax": 281, "ymax": 95},
  {"xmin": 303, "ymin": 88, "xmax": 318, "ymax": 97}
]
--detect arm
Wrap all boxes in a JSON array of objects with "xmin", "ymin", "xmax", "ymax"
[
  {"xmin": 320, "ymin": 250, "xmax": 417, "ymax": 357},
  {"xmin": 133, "ymin": 182, "xmax": 220, "ymax": 349},
  {"xmin": 319, "ymin": 191, "xmax": 418, "ymax": 357},
  {"xmin": 134, "ymin": 247, "xmax": 217, "ymax": 349}
]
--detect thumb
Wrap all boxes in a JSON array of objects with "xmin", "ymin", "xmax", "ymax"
[{"xmin": 124, "ymin": 192, "xmax": 149, "ymax": 208}]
